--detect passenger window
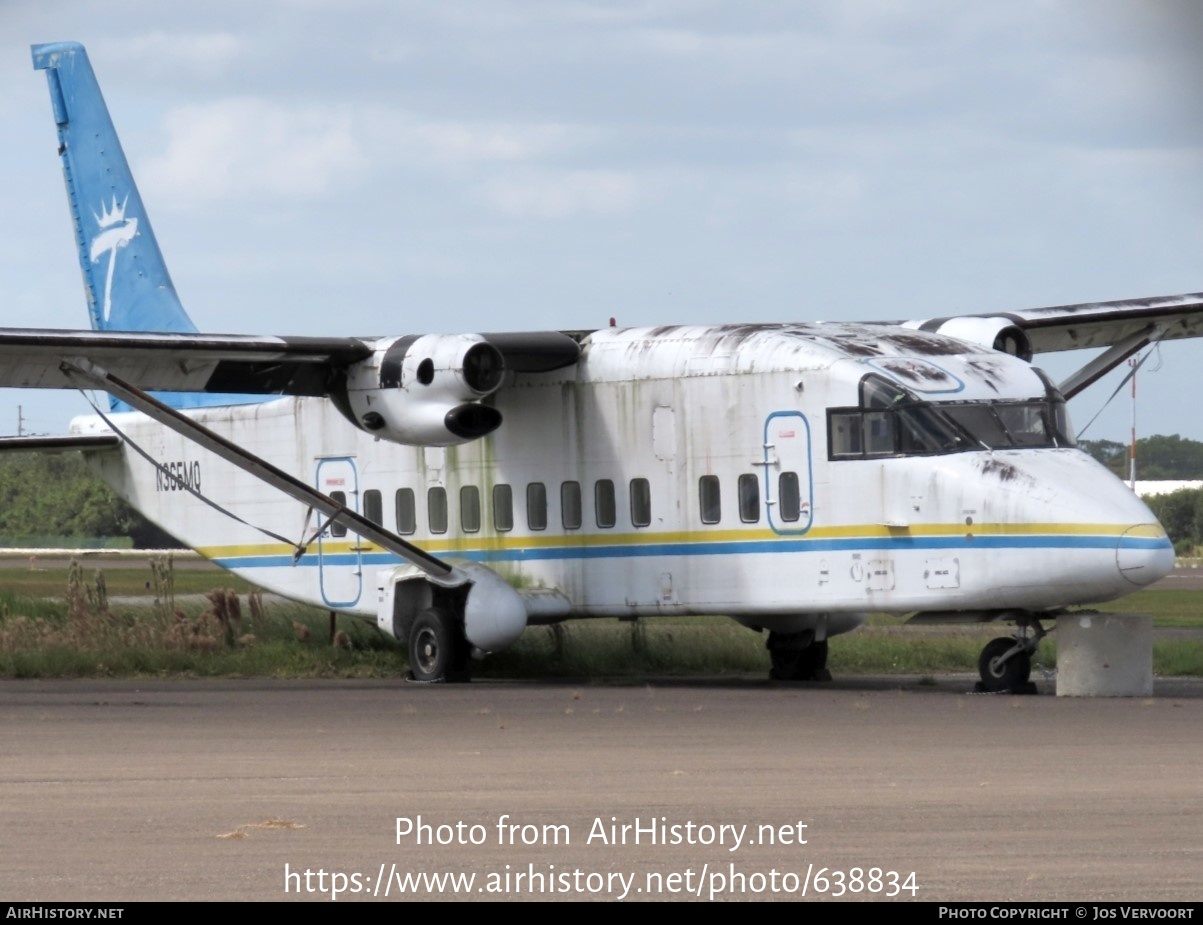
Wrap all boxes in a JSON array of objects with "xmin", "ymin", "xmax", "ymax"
[
  {"xmin": 428, "ymin": 487, "xmax": 448, "ymax": 534},
  {"xmin": 561, "ymin": 481, "xmax": 582, "ymax": 530},
  {"xmin": 362, "ymin": 489, "xmax": 382, "ymax": 526},
  {"xmin": 630, "ymin": 478, "xmax": 651, "ymax": 528},
  {"xmin": 493, "ymin": 484, "xmax": 514, "ymax": 532},
  {"xmin": 527, "ymin": 482, "xmax": 547, "ymax": 531},
  {"xmin": 329, "ymin": 490, "xmax": 347, "ymax": 537},
  {"xmin": 460, "ymin": 485, "xmax": 481, "ymax": 533},
  {"xmin": 778, "ymin": 472, "xmax": 801, "ymax": 522},
  {"xmin": 595, "ymin": 479, "xmax": 616, "ymax": 529},
  {"xmin": 738, "ymin": 474, "xmax": 760, "ymax": 523},
  {"xmin": 699, "ymin": 475, "xmax": 721, "ymax": 524},
  {"xmin": 395, "ymin": 488, "xmax": 416, "ymax": 535}
]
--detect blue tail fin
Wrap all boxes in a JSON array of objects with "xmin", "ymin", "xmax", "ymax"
[
  {"xmin": 32, "ymin": 42, "xmax": 196, "ymax": 337},
  {"xmin": 32, "ymin": 42, "xmax": 265, "ymax": 411}
]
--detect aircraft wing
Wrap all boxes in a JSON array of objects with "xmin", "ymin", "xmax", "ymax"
[
  {"xmin": 0, "ymin": 329, "xmax": 578, "ymax": 395},
  {"xmin": 0, "ymin": 329, "xmax": 370, "ymax": 394},
  {"xmin": 904, "ymin": 291, "xmax": 1203, "ymax": 354},
  {"xmin": 1001, "ymin": 292, "xmax": 1203, "ymax": 353},
  {"xmin": 900, "ymin": 291, "xmax": 1203, "ymax": 397}
]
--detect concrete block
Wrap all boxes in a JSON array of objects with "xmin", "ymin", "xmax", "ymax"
[{"xmin": 1056, "ymin": 613, "xmax": 1152, "ymax": 697}]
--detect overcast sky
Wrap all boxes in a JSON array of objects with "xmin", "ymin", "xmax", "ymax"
[{"xmin": 1, "ymin": 1, "xmax": 1200, "ymax": 446}]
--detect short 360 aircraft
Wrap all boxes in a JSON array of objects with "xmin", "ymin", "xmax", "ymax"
[{"xmin": 5, "ymin": 42, "xmax": 1202, "ymax": 688}]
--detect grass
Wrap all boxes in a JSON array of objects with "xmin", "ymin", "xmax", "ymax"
[
  {"xmin": 0, "ymin": 558, "xmax": 401, "ymax": 679},
  {"xmin": 0, "ymin": 561, "xmax": 1201, "ymax": 679},
  {"xmin": 1094, "ymin": 589, "xmax": 1203, "ymax": 627},
  {"xmin": 0, "ymin": 597, "xmax": 403, "ymax": 680},
  {"xmin": 1152, "ymin": 641, "xmax": 1203, "ymax": 677},
  {"xmin": 480, "ymin": 619, "xmax": 769, "ymax": 678},
  {"xmin": 0, "ymin": 563, "xmax": 257, "ymax": 597}
]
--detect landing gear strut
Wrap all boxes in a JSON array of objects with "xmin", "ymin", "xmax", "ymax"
[
  {"xmin": 407, "ymin": 607, "xmax": 471, "ymax": 683},
  {"xmin": 767, "ymin": 631, "xmax": 831, "ymax": 682},
  {"xmin": 976, "ymin": 618, "xmax": 1046, "ymax": 693}
]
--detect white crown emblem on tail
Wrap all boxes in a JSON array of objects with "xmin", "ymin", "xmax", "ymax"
[{"xmin": 88, "ymin": 195, "xmax": 139, "ymax": 325}]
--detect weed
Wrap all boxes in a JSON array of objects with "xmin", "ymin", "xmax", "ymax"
[{"xmin": 1, "ymin": 563, "xmax": 1202, "ymax": 679}]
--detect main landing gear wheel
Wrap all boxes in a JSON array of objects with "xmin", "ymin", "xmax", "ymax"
[
  {"xmin": 407, "ymin": 608, "xmax": 470, "ymax": 683},
  {"xmin": 768, "ymin": 634, "xmax": 831, "ymax": 682},
  {"xmin": 977, "ymin": 637, "xmax": 1032, "ymax": 693}
]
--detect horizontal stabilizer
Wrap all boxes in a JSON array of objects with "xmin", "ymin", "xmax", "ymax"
[{"xmin": 0, "ymin": 434, "xmax": 121, "ymax": 453}]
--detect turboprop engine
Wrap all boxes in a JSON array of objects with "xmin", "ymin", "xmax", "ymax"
[
  {"xmin": 906, "ymin": 316, "xmax": 1033, "ymax": 361},
  {"xmin": 343, "ymin": 333, "xmax": 505, "ymax": 446}
]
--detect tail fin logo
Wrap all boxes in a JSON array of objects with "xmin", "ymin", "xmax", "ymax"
[{"xmin": 88, "ymin": 195, "xmax": 139, "ymax": 326}]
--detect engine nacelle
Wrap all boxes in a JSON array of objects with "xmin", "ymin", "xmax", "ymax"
[
  {"xmin": 924, "ymin": 316, "xmax": 1033, "ymax": 361},
  {"xmin": 343, "ymin": 333, "xmax": 505, "ymax": 446}
]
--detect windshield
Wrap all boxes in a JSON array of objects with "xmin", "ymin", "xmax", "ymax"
[{"xmin": 828, "ymin": 374, "xmax": 1075, "ymax": 459}]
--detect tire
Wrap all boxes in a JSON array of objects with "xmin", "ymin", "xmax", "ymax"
[
  {"xmin": 408, "ymin": 608, "xmax": 462, "ymax": 682},
  {"xmin": 769, "ymin": 636, "xmax": 829, "ymax": 681},
  {"xmin": 978, "ymin": 636, "xmax": 1032, "ymax": 692}
]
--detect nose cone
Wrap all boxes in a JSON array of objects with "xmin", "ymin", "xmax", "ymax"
[{"xmin": 1116, "ymin": 524, "xmax": 1175, "ymax": 586}]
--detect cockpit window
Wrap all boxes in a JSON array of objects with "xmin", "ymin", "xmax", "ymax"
[
  {"xmin": 994, "ymin": 404, "xmax": 1050, "ymax": 446},
  {"xmin": 829, "ymin": 374, "xmax": 1075, "ymax": 460},
  {"xmin": 939, "ymin": 404, "xmax": 1010, "ymax": 448},
  {"xmin": 1052, "ymin": 401, "xmax": 1075, "ymax": 446},
  {"xmin": 897, "ymin": 405, "xmax": 964, "ymax": 455},
  {"xmin": 860, "ymin": 375, "xmax": 909, "ymax": 410},
  {"xmin": 941, "ymin": 401, "xmax": 1070, "ymax": 449}
]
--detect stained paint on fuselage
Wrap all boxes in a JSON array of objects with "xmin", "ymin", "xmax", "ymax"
[{"xmin": 74, "ymin": 324, "xmax": 1173, "ymax": 640}]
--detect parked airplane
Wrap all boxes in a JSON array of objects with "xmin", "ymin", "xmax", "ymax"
[{"xmin": 5, "ymin": 42, "xmax": 1202, "ymax": 688}]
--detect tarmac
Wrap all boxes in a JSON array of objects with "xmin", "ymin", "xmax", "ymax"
[
  {"xmin": 1, "ymin": 675, "xmax": 1200, "ymax": 902},
  {"xmin": 1, "ymin": 552, "xmax": 1201, "ymax": 902}
]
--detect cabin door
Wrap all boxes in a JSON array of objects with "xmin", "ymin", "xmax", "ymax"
[
  {"xmin": 314, "ymin": 456, "xmax": 363, "ymax": 607},
  {"xmin": 762, "ymin": 411, "xmax": 814, "ymax": 534}
]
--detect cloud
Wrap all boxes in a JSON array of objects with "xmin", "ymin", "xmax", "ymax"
[
  {"xmin": 121, "ymin": 31, "xmax": 247, "ymax": 78},
  {"xmin": 139, "ymin": 95, "xmax": 613, "ymax": 215},
  {"xmin": 377, "ymin": 117, "xmax": 587, "ymax": 165},
  {"xmin": 141, "ymin": 97, "xmax": 364, "ymax": 205},
  {"xmin": 476, "ymin": 169, "xmax": 637, "ymax": 218}
]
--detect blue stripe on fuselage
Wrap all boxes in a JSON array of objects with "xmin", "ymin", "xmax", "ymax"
[{"xmin": 211, "ymin": 532, "xmax": 1170, "ymax": 571}]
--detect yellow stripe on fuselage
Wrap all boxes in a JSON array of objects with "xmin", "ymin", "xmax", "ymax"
[{"xmin": 197, "ymin": 520, "xmax": 1164, "ymax": 560}]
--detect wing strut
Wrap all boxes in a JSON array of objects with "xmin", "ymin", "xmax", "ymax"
[
  {"xmin": 1057, "ymin": 323, "xmax": 1162, "ymax": 400},
  {"xmin": 60, "ymin": 358, "xmax": 453, "ymax": 579}
]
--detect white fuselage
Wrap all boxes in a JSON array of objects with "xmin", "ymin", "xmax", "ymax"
[{"xmin": 73, "ymin": 324, "xmax": 1173, "ymax": 643}]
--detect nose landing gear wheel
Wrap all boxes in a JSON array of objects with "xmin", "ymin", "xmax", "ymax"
[
  {"xmin": 768, "ymin": 634, "xmax": 831, "ymax": 682},
  {"xmin": 977, "ymin": 636, "xmax": 1032, "ymax": 693}
]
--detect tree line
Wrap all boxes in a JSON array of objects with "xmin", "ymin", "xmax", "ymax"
[
  {"xmin": 0, "ymin": 453, "xmax": 178, "ymax": 547},
  {"xmin": 1076, "ymin": 435, "xmax": 1203, "ymax": 553},
  {"xmin": 1078, "ymin": 434, "xmax": 1203, "ymax": 480}
]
